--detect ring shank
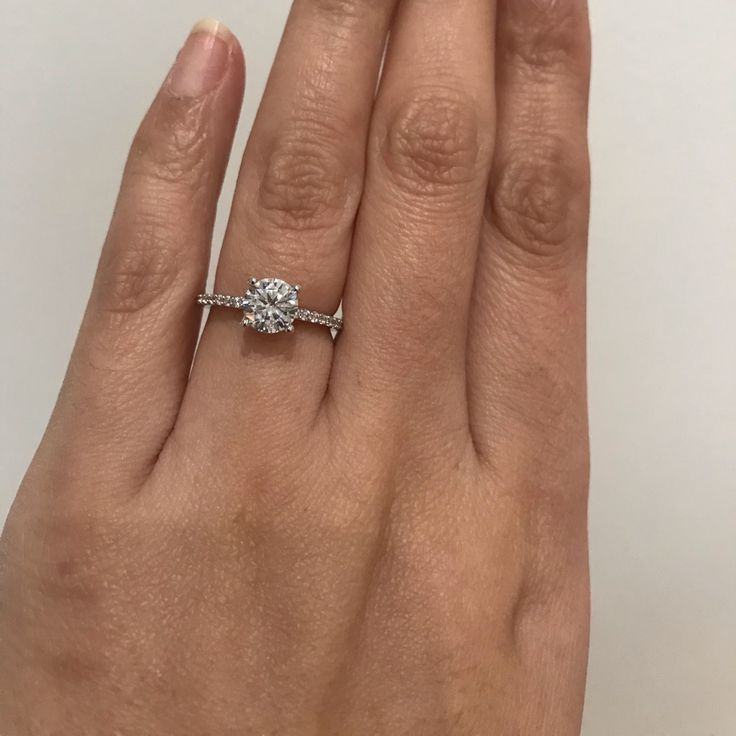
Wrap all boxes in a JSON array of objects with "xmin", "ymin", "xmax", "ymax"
[
  {"xmin": 294, "ymin": 307, "xmax": 343, "ymax": 331},
  {"xmin": 197, "ymin": 293, "xmax": 343, "ymax": 331}
]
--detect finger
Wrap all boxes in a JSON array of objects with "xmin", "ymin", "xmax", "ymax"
[
  {"xmin": 330, "ymin": 0, "xmax": 496, "ymax": 425},
  {"xmin": 182, "ymin": 0, "xmax": 399, "ymax": 435},
  {"xmin": 467, "ymin": 0, "xmax": 591, "ymax": 470},
  {"xmin": 36, "ymin": 21, "xmax": 244, "ymax": 493}
]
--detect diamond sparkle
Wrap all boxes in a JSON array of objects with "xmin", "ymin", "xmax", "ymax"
[{"xmin": 241, "ymin": 278, "xmax": 299, "ymax": 334}]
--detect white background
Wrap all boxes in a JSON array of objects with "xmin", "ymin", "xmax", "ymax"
[{"xmin": 1, "ymin": 1, "xmax": 735, "ymax": 733}]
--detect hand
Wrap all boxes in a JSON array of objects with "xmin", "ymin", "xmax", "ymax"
[{"xmin": 0, "ymin": 1, "xmax": 591, "ymax": 734}]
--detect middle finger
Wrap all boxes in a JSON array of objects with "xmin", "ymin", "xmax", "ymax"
[{"xmin": 331, "ymin": 0, "xmax": 496, "ymax": 432}]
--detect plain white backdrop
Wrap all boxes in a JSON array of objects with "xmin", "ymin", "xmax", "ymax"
[{"xmin": 1, "ymin": 1, "xmax": 735, "ymax": 733}]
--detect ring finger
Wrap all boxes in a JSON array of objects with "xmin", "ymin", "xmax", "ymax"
[{"xmin": 182, "ymin": 0, "xmax": 399, "ymax": 442}]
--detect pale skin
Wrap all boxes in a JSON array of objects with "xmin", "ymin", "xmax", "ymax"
[{"xmin": 0, "ymin": 1, "xmax": 591, "ymax": 733}]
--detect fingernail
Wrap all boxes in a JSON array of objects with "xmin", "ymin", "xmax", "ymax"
[{"xmin": 168, "ymin": 19, "xmax": 233, "ymax": 98}]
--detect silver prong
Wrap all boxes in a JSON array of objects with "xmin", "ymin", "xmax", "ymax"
[
  {"xmin": 287, "ymin": 324, "xmax": 295, "ymax": 333},
  {"xmin": 294, "ymin": 284, "xmax": 302, "ymax": 292},
  {"xmin": 249, "ymin": 277, "xmax": 258, "ymax": 286}
]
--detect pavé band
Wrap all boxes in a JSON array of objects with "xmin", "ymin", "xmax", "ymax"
[{"xmin": 198, "ymin": 278, "xmax": 343, "ymax": 334}]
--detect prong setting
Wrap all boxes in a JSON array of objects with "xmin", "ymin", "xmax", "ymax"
[{"xmin": 240, "ymin": 277, "xmax": 300, "ymax": 334}]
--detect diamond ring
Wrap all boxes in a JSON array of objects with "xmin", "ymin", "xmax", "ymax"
[{"xmin": 197, "ymin": 277, "xmax": 343, "ymax": 334}]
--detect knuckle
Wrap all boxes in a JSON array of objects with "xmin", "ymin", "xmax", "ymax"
[
  {"xmin": 1, "ymin": 506, "xmax": 130, "ymax": 688},
  {"xmin": 130, "ymin": 102, "xmax": 210, "ymax": 187},
  {"xmin": 7, "ymin": 504, "xmax": 113, "ymax": 612},
  {"xmin": 257, "ymin": 125, "xmax": 355, "ymax": 235},
  {"xmin": 311, "ymin": 0, "xmax": 367, "ymax": 21},
  {"xmin": 491, "ymin": 138, "xmax": 588, "ymax": 260},
  {"xmin": 380, "ymin": 88, "xmax": 486, "ymax": 195},
  {"xmin": 509, "ymin": 525, "xmax": 589, "ymax": 654},
  {"xmin": 34, "ymin": 516, "xmax": 105, "ymax": 609},
  {"xmin": 504, "ymin": 0, "xmax": 590, "ymax": 71},
  {"xmin": 100, "ymin": 105, "xmax": 213, "ymax": 319},
  {"xmin": 97, "ymin": 218, "xmax": 183, "ymax": 316}
]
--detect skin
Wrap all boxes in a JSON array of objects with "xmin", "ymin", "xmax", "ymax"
[{"xmin": 0, "ymin": 0, "xmax": 592, "ymax": 733}]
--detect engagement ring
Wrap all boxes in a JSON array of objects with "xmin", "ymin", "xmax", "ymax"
[{"xmin": 197, "ymin": 278, "xmax": 343, "ymax": 334}]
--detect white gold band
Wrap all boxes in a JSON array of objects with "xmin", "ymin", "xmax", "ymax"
[{"xmin": 197, "ymin": 291, "xmax": 343, "ymax": 332}]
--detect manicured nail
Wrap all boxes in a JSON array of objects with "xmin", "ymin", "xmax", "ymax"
[{"xmin": 168, "ymin": 18, "xmax": 232, "ymax": 98}]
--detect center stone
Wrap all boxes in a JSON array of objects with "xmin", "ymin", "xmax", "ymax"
[{"xmin": 242, "ymin": 278, "xmax": 299, "ymax": 333}]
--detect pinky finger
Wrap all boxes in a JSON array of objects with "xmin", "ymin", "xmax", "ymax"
[{"xmin": 34, "ymin": 20, "xmax": 243, "ymax": 493}]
